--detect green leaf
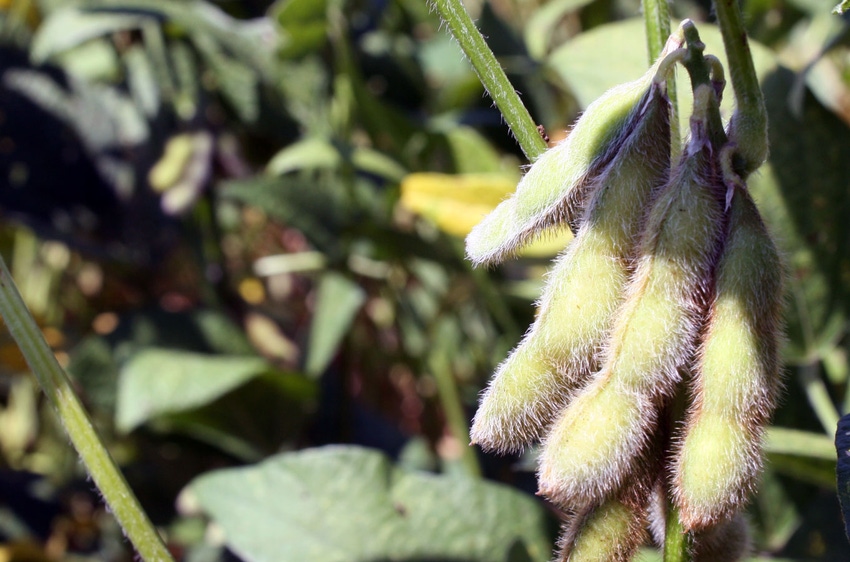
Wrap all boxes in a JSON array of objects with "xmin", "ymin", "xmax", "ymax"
[
  {"xmin": 524, "ymin": 0, "xmax": 599, "ymax": 59},
  {"xmin": 124, "ymin": 45, "xmax": 161, "ymax": 117},
  {"xmin": 767, "ymin": 454, "xmax": 837, "ymax": 489},
  {"xmin": 31, "ymin": 8, "xmax": 149, "ymax": 62},
  {"xmin": 304, "ymin": 273, "xmax": 366, "ymax": 377},
  {"xmin": 191, "ymin": 32, "xmax": 260, "ymax": 123},
  {"xmin": 86, "ymin": 0, "xmax": 279, "ymax": 75},
  {"xmin": 350, "ymin": 147, "xmax": 408, "ymax": 183},
  {"xmin": 267, "ymin": 139, "xmax": 406, "ymax": 181},
  {"xmin": 149, "ymin": 372, "xmax": 318, "ymax": 461},
  {"xmin": 765, "ymin": 429, "xmax": 837, "ymax": 489},
  {"xmin": 266, "ymin": 138, "xmax": 341, "ymax": 175},
  {"xmin": 116, "ymin": 349, "xmax": 270, "ymax": 432},
  {"xmin": 547, "ymin": 18, "xmax": 777, "ymax": 128},
  {"xmin": 834, "ymin": 0, "xmax": 850, "ymax": 14},
  {"xmin": 221, "ymin": 175, "xmax": 355, "ymax": 252},
  {"xmin": 765, "ymin": 427, "xmax": 837, "ymax": 460},
  {"xmin": 272, "ymin": 0, "xmax": 329, "ymax": 58},
  {"xmin": 188, "ymin": 446, "xmax": 552, "ymax": 562},
  {"xmin": 443, "ymin": 126, "xmax": 508, "ymax": 175},
  {"xmin": 273, "ymin": 0, "xmax": 328, "ymax": 27}
]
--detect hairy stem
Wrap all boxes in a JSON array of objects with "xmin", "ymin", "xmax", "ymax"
[
  {"xmin": 432, "ymin": 0, "xmax": 547, "ymax": 161},
  {"xmin": 713, "ymin": 0, "xmax": 768, "ymax": 175},
  {"xmin": 0, "ymin": 257, "xmax": 174, "ymax": 562}
]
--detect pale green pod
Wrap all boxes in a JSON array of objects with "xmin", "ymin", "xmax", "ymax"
[
  {"xmin": 470, "ymin": 81, "xmax": 672, "ymax": 453},
  {"xmin": 465, "ymin": 36, "xmax": 685, "ymax": 267},
  {"xmin": 674, "ymin": 187, "xmax": 783, "ymax": 531},
  {"xmin": 556, "ymin": 497, "xmax": 648, "ymax": 562},
  {"xmin": 538, "ymin": 85, "xmax": 729, "ymax": 507}
]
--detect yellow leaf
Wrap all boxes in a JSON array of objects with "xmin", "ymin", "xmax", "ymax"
[{"xmin": 399, "ymin": 173, "xmax": 571, "ymax": 256}]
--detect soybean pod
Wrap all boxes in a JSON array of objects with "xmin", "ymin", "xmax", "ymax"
[
  {"xmin": 465, "ymin": 35, "xmax": 684, "ymax": 266},
  {"xmin": 470, "ymin": 65, "xmax": 674, "ymax": 453},
  {"xmin": 673, "ymin": 186, "xmax": 783, "ymax": 531},
  {"xmin": 538, "ymin": 85, "xmax": 729, "ymax": 507}
]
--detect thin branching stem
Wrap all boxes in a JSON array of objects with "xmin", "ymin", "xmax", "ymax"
[
  {"xmin": 0, "ymin": 256, "xmax": 174, "ymax": 562},
  {"xmin": 713, "ymin": 0, "xmax": 768, "ymax": 176},
  {"xmin": 432, "ymin": 0, "xmax": 547, "ymax": 161}
]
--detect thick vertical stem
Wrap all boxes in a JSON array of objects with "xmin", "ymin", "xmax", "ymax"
[
  {"xmin": 0, "ymin": 257, "xmax": 174, "ymax": 562},
  {"xmin": 713, "ymin": 0, "xmax": 768, "ymax": 176},
  {"xmin": 432, "ymin": 0, "xmax": 547, "ymax": 161}
]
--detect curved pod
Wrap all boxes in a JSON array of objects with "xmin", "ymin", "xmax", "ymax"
[
  {"xmin": 470, "ymin": 82, "xmax": 672, "ymax": 453},
  {"xmin": 673, "ymin": 187, "xmax": 783, "ymax": 530},
  {"xmin": 538, "ymin": 85, "xmax": 729, "ymax": 507},
  {"xmin": 465, "ymin": 35, "xmax": 684, "ymax": 266}
]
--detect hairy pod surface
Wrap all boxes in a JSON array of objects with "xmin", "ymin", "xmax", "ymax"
[
  {"xmin": 555, "ymin": 497, "xmax": 648, "ymax": 562},
  {"xmin": 470, "ymin": 85, "xmax": 672, "ymax": 453},
  {"xmin": 464, "ymin": 39, "xmax": 684, "ymax": 266},
  {"xmin": 538, "ymin": 85, "xmax": 729, "ymax": 508},
  {"xmin": 674, "ymin": 186, "xmax": 783, "ymax": 531}
]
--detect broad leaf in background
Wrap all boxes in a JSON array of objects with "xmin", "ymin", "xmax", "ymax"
[
  {"xmin": 30, "ymin": 9, "xmax": 149, "ymax": 62},
  {"xmin": 524, "ymin": 0, "xmax": 599, "ymax": 59},
  {"xmin": 187, "ymin": 446, "xmax": 552, "ymax": 562},
  {"xmin": 267, "ymin": 137, "xmax": 407, "ymax": 182},
  {"xmin": 116, "ymin": 348, "xmax": 272, "ymax": 432},
  {"xmin": 304, "ymin": 273, "xmax": 366, "ymax": 377},
  {"xmin": 765, "ymin": 426, "xmax": 838, "ymax": 488},
  {"xmin": 220, "ymin": 177, "xmax": 342, "ymax": 252},
  {"xmin": 272, "ymin": 0, "xmax": 329, "ymax": 58},
  {"xmin": 441, "ymin": 126, "xmax": 507, "ymax": 175},
  {"xmin": 547, "ymin": 18, "xmax": 777, "ymax": 129}
]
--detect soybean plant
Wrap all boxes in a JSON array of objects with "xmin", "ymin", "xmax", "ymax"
[{"xmin": 465, "ymin": 21, "xmax": 783, "ymax": 562}]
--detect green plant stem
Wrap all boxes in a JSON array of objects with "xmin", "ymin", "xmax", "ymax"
[
  {"xmin": 432, "ymin": 0, "xmax": 547, "ymax": 161},
  {"xmin": 431, "ymin": 358, "xmax": 482, "ymax": 478},
  {"xmin": 713, "ymin": 0, "xmax": 768, "ymax": 176},
  {"xmin": 663, "ymin": 501, "xmax": 691, "ymax": 562},
  {"xmin": 642, "ymin": 0, "xmax": 681, "ymax": 157},
  {"xmin": 430, "ymin": 319, "xmax": 482, "ymax": 478},
  {"xmin": 799, "ymin": 361, "xmax": 841, "ymax": 434},
  {"xmin": 0, "ymin": 256, "xmax": 174, "ymax": 562},
  {"xmin": 642, "ymin": 0, "xmax": 671, "ymax": 63},
  {"xmin": 682, "ymin": 22, "xmax": 729, "ymax": 149}
]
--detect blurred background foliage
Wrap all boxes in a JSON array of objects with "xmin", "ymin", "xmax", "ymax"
[{"xmin": 0, "ymin": 0, "xmax": 848, "ymax": 560}]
